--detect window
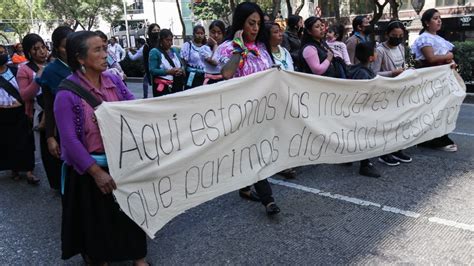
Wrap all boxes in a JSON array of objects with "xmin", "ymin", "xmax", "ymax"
[
  {"xmin": 436, "ymin": 0, "xmax": 465, "ymax": 6},
  {"xmin": 350, "ymin": 0, "xmax": 375, "ymax": 14}
]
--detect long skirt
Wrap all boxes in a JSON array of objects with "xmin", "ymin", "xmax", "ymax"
[
  {"xmin": 39, "ymin": 128, "xmax": 63, "ymax": 190},
  {"xmin": 0, "ymin": 106, "xmax": 35, "ymax": 172},
  {"xmin": 61, "ymin": 167, "xmax": 147, "ymax": 261},
  {"xmin": 419, "ymin": 134, "xmax": 455, "ymax": 148}
]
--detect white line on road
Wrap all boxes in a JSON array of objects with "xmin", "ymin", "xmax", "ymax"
[
  {"xmin": 269, "ymin": 178, "xmax": 474, "ymax": 232},
  {"xmin": 452, "ymin": 131, "xmax": 474, "ymax": 137}
]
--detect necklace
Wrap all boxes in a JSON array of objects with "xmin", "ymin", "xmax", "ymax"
[{"xmin": 272, "ymin": 47, "xmax": 288, "ymax": 69}]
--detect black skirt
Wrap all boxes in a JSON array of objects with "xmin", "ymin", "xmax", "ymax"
[
  {"xmin": 0, "ymin": 106, "xmax": 35, "ymax": 171},
  {"xmin": 61, "ymin": 167, "xmax": 147, "ymax": 261}
]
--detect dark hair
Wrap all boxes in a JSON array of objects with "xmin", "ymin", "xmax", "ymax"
[
  {"xmin": 22, "ymin": 33, "xmax": 45, "ymax": 60},
  {"xmin": 287, "ymin": 15, "xmax": 302, "ymax": 31},
  {"xmin": 264, "ymin": 22, "xmax": 281, "ymax": 63},
  {"xmin": 209, "ymin": 20, "xmax": 226, "ymax": 35},
  {"xmin": 226, "ymin": 2, "xmax": 266, "ymax": 43},
  {"xmin": 51, "ymin": 26, "xmax": 73, "ymax": 58},
  {"xmin": 420, "ymin": 8, "xmax": 439, "ymax": 34},
  {"xmin": 14, "ymin": 43, "xmax": 22, "ymax": 52},
  {"xmin": 355, "ymin": 41, "xmax": 375, "ymax": 63},
  {"xmin": 301, "ymin": 16, "xmax": 324, "ymax": 46},
  {"xmin": 385, "ymin": 20, "xmax": 406, "ymax": 35},
  {"xmin": 328, "ymin": 24, "xmax": 345, "ymax": 42},
  {"xmin": 159, "ymin": 29, "xmax": 173, "ymax": 49},
  {"xmin": 95, "ymin": 30, "xmax": 108, "ymax": 42},
  {"xmin": 147, "ymin": 23, "xmax": 161, "ymax": 38},
  {"xmin": 66, "ymin": 31, "xmax": 100, "ymax": 72},
  {"xmin": 193, "ymin": 25, "xmax": 206, "ymax": 45},
  {"xmin": 136, "ymin": 38, "xmax": 146, "ymax": 46},
  {"xmin": 351, "ymin": 15, "xmax": 366, "ymax": 35}
]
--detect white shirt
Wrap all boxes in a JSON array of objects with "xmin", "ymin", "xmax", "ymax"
[
  {"xmin": 108, "ymin": 43, "xmax": 126, "ymax": 62},
  {"xmin": 128, "ymin": 46, "xmax": 144, "ymax": 61},
  {"xmin": 0, "ymin": 68, "xmax": 19, "ymax": 106},
  {"xmin": 411, "ymin": 32, "xmax": 454, "ymax": 61},
  {"xmin": 200, "ymin": 45, "xmax": 222, "ymax": 74},
  {"xmin": 180, "ymin": 42, "xmax": 205, "ymax": 69},
  {"xmin": 272, "ymin": 45, "xmax": 294, "ymax": 71}
]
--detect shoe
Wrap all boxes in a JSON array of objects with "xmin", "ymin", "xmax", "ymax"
[
  {"xmin": 239, "ymin": 190, "xmax": 260, "ymax": 202},
  {"xmin": 378, "ymin": 155, "xmax": 400, "ymax": 166},
  {"xmin": 392, "ymin": 151, "xmax": 412, "ymax": 163},
  {"xmin": 436, "ymin": 144, "xmax": 458, "ymax": 152},
  {"xmin": 359, "ymin": 162, "xmax": 381, "ymax": 178},
  {"xmin": 265, "ymin": 202, "xmax": 280, "ymax": 215},
  {"xmin": 278, "ymin": 169, "xmax": 297, "ymax": 179}
]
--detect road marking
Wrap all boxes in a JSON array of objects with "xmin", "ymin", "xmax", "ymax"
[
  {"xmin": 269, "ymin": 178, "xmax": 474, "ymax": 232},
  {"xmin": 452, "ymin": 131, "xmax": 474, "ymax": 137}
]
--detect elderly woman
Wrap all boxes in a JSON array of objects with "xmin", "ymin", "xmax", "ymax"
[
  {"xmin": 37, "ymin": 26, "xmax": 74, "ymax": 190},
  {"xmin": 217, "ymin": 2, "xmax": 280, "ymax": 215},
  {"xmin": 149, "ymin": 29, "xmax": 185, "ymax": 97},
  {"xmin": 55, "ymin": 31, "xmax": 148, "ymax": 265}
]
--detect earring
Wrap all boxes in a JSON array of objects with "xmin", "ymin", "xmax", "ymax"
[{"xmin": 80, "ymin": 64, "xmax": 86, "ymax": 74}]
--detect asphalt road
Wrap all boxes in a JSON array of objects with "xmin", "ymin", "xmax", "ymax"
[{"xmin": 0, "ymin": 81, "xmax": 472, "ymax": 265}]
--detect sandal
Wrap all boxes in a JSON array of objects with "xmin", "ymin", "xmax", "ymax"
[{"xmin": 239, "ymin": 189, "xmax": 260, "ymax": 202}]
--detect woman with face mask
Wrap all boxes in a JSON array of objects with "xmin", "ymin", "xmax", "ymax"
[
  {"xmin": 142, "ymin": 23, "xmax": 160, "ymax": 98},
  {"xmin": 0, "ymin": 45, "xmax": 35, "ymax": 183},
  {"xmin": 346, "ymin": 15, "xmax": 373, "ymax": 64},
  {"xmin": 181, "ymin": 25, "xmax": 207, "ymax": 89},
  {"xmin": 282, "ymin": 15, "xmax": 303, "ymax": 69},
  {"xmin": 371, "ymin": 20, "xmax": 413, "ymax": 167}
]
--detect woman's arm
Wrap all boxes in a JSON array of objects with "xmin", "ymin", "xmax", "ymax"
[
  {"xmin": 17, "ymin": 66, "xmax": 40, "ymax": 101},
  {"xmin": 148, "ymin": 49, "xmax": 167, "ymax": 77},
  {"xmin": 302, "ymin": 46, "xmax": 331, "ymax": 75},
  {"xmin": 421, "ymin": 46, "xmax": 453, "ymax": 65}
]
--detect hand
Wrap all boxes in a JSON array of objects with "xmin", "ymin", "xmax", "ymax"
[
  {"xmin": 207, "ymin": 37, "xmax": 217, "ymax": 48},
  {"xmin": 327, "ymin": 51, "xmax": 334, "ymax": 62},
  {"xmin": 391, "ymin": 68, "xmax": 404, "ymax": 77},
  {"xmin": 47, "ymin": 137, "xmax": 61, "ymax": 159},
  {"xmin": 93, "ymin": 171, "xmax": 117, "ymax": 194}
]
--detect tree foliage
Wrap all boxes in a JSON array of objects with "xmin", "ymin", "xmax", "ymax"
[
  {"xmin": 43, "ymin": 0, "xmax": 122, "ymax": 31},
  {"xmin": 191, "ymin": 1, "xmax": 232, "ymax": 24}
]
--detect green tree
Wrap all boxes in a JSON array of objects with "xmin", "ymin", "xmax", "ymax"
[
  {"xmin": 43, "ymin": 0, "xmax": 122, "ymax": 31},
  {"xmin": 0, "ymin": 0, "xmax": 33, "ymax": 40},
  {"xmin": 192, "ymin": 1, "xmax": 232, "ymax": 24}
]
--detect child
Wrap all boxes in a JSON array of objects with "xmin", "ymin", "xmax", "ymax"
[
  {"xmin": 326, "ymin": 24, "xmax": 351, "ymax": 65},
  {"xmin": 347, "ymin": 42, "xmax": 382, "ymax": 178}
]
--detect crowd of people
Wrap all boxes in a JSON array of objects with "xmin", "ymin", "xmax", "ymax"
[{"xmin": 0, "ymin": 2, "xmax": 458, "ymax": 264}]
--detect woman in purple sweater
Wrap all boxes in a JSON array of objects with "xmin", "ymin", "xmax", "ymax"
[{"xmin": 54, "ymin": 31, "xmax": 148, "ymax": 265}]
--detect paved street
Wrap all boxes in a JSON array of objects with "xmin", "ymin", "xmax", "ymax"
[{"xmin": 1, "ymin": 80, "xmax": 473, "ymax": 265}]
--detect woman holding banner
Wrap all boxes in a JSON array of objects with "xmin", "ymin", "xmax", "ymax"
[
  {"xmin": 371, "ymin": 20, "xmax": 413, "ymax": 166},
  {"xmin": 218, "ymin": 2, "xmax": 280, "ymax": 215},
  {"xmin": 55, "ymin": 31, "xmax": 148, "ymax": 265},
  {"xmin": 411, "ymin": 8, "xmax": 457, "ymax": 152}
]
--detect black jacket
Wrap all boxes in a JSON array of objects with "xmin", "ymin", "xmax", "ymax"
[{"xmin": 348, "ymin": 63, "xmax": 376, "ymax": 80}]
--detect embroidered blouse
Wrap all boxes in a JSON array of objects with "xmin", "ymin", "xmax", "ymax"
[
  {"xmin": 0, "ymin": 68, "xmax": 19, "ymax": 106},
  {"xmin": 272, "ymin": 45, "xmax": 294, "ymax": 71},
  {"xmin": 181, "ymin": 42, "xmax": 206, "ymax": 70},
  {"xmin": 54, "ymin": 71, "xmax": 134, "ymax": 174},
  {"xmin": 217, "ymin": 40, "xmax": 273, "ymax": 78},
  {"xmin": 411, "ymin": 32, "xmax": 454, "ymax": 61},
  {"xmin": 200, "ymin": 45, "xmax": 222, "ymax": 74}
]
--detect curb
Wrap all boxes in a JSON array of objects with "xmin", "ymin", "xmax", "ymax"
[
  {"xmin": 465, "ymin": 93, "xmax": 474, "ymax": 104},
  {"xmin": 126, "ymin": 77, "xmax": 143, "ymax": 82}
]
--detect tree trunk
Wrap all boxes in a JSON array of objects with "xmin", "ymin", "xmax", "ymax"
[
  {"xmin": 335, "ymin": 0, "xmax": 340, "ymax": 20},
  {"xmin": 175, "ymin": 0, "xmax": 186, "ymax": 39},
  {"xmin": 229, "ymin": 0, "xmax": 236, "ymax": 12},
  {"xmin": 0, "ymin": 32, "xmax": 10, "ymax": 43},
  {"xmin": 285, "ymin": 0, "xmax": 292, "ymax": 16},
  {"xmin": 389, "ymin": 0, "xmax": 399, "ymax": 19},
  {"xmin": 371, "ymin": 0, "xmax": 389, "ymax": 27},
  {"xmin": 295, "ymin": 0, "xmax": 305, "ymax": 15},
  {"xmin": 272, "ymin": 0, "xmax": 281, "ymax": 19}
]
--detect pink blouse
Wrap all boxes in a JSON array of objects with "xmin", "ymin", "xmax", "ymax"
[
  {"xmin": 17, "ymin": 64, "xmax": 41, "ymax": 118},
  {"xmin": 75, "ymin": 71, "xmax": 120, "ymax": 153},
  {"xmin": 217, "ymin": 40, "xmax": 273, "ymax": 77},
  {"xmin": 302, "ymin": 46, "xmax": 330, "ymax": 75}
]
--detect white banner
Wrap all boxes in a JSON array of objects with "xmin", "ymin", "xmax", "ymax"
[{"xmin": 95, "ymin": 65, "xmax": 466, "ymax": 238}]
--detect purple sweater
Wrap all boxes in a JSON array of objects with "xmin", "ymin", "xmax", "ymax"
[{"xmin": 54, "ymin": 71, "xmax": 134, "ymax": 174}]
